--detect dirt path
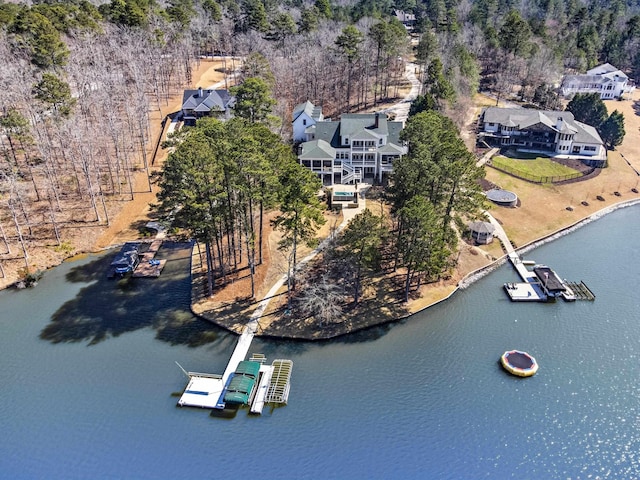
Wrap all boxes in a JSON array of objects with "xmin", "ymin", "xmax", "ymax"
[{"xmin": 93, "ymin": 59, "xmax": 231, "ymax": 249}]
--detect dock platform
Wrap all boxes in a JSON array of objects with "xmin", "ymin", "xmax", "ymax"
[
  {"xmin": 564, "ymin": 281, "xmax": 596, "ymax": 301},
  {"xmin": 178, "ymin": 373, "xmax": 225, "ymax": 409},
  {"xmin": 503, "ymin": 282, "xmax": 547, "ymax": 301},
  {"xmin": 132, "ymin": 239, "xmax": 166, "ymax": 277}
]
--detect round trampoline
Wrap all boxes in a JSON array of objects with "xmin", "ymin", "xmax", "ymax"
[
  {"xmin": 500, "ymin": 350, "xmax": 538, "ymax": 377},
  {"xmin": 486, "ymin": 189, "xmax": 518, "ymax": 207}
]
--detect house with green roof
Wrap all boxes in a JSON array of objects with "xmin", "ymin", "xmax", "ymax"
[{"xmin": 295, "ymin": 104, "xmax": 407, "ymax": 185}]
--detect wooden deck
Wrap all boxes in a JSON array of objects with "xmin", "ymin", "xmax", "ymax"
[{"xmin": 132, "ymin": 239, "xmax": 166, "ymax": 278}]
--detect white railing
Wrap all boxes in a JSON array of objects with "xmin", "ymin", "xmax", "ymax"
[{"xmin": 341, "ymin": 162, "xmax": 362, "ymax": 184}]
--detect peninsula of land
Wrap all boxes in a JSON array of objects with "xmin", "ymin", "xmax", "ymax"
[{"xmin": 4, "ymin": 59, "xmax": 640, "ymax": 342}]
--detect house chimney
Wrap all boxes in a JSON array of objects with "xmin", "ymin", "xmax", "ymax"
[
  {"xmin": 198, "ymin": 86, "xmax": 203, "ymax": 98},
  {"xmin": 374, "ymin": 112, "xmax": 379, "ymax": 128}
]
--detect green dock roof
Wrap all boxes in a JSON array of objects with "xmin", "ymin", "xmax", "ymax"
[{"xmin": 235, "ymin": 361, "xmax": 261, "ymax": 379}]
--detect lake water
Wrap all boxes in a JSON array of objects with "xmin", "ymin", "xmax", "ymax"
[{"xmin": 1, "ymin": 207, "xmax": 640, "ymax": 479}]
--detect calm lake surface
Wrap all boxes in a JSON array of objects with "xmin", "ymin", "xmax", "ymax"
[{"xmin": 1, "ymin": 207, "xmax": 640, "ymax": 479}]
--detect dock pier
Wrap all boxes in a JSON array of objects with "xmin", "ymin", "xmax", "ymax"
[
  {"xmin": 485, "ymin": 212, "xmax": 594, "ymax": 303},
  {"xmin": 132, "ymin": 239, "xmax": 167, "ymax": 277},
  {"xmin": 177, "ymin": 318, "xmax": 292, "ymax": 414}
]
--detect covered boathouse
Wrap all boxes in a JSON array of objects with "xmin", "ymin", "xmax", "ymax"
[
  {"xmin": 223, "ymin": 360, "xmax": 261, "ymax": 405},
  {"xmin": 532, "ymin": 265, "xmax": 566, "ymax": 298}
]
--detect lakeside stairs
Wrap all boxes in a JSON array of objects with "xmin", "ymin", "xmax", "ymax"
[{"xmin": 341, "ymin": 162, "xmax": 362, "ymax": 185}]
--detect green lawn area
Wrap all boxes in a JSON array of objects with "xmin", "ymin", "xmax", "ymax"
[{"xmin": 491, "ymin": 155, "xmax": 580, "ymax": 178}]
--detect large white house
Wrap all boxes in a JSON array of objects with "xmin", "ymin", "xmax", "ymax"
[
  {"xmin": 294, "ymin": 102, "xmax": 406, "ymax": 185},
  {"xmin": 560, "ymin": 63, "xmax": 635, "ymax": 99},
  {"xmin": 480, "ymin": 107, "xmax": 606, "ymax": 162}
]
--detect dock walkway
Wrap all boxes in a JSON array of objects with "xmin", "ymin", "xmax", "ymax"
[
  {"xmin": 485, "ymin": 212, "xmax": 547, "ymax": 301},
  {"xmin": 132, "ymin": 223, "xmax": 167, "ymax": 278}
]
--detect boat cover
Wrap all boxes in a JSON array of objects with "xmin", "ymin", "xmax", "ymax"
[
  {"xmin": 224, "ymin": 375, "xmax": 255, "ymax": 404},
  {"xmin": 227, "ymin": 375, "xmax": 255, "ymax": 395},
  {"xmin": 223, "ymin": 390, "xmax": 250, "ymax": 405},
  {"xmin": 234, "ymin": 360, "xmax": 261, "ymax": 379}
]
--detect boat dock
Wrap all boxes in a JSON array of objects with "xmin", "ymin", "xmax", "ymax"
[
  {"xmin": 177, "ymin": 321, "xmax": 292, "ymax": 414},
  {"xmin": 132, "ymin": 239, "xmax": 167, "ymax": 277},
  {"xmin": 484, "ymin": 213, "xmax": 594, "ymax": 303},
  {"xmin": 503, "ymin": 252, "xmax": 549, "ymax": 301}
]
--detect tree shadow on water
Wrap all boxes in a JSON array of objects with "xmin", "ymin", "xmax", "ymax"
[{"xmin": 41, "ymin": 242, "xmax": 227, "ymax": 347}]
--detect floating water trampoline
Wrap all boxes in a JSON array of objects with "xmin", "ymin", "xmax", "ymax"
[{"xmin": 500, "ymin": 350, "xmax": 538, "ymax": 377}]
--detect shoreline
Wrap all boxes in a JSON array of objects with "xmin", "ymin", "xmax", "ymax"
[{"xmin": 191, "ymin": 197, "xmax": 640, "ymax": 341}]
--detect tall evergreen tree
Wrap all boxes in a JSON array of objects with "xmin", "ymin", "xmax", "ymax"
[
  {"xmin": 499, "ymin": 9, "xmax": 532, "ymax": 57},
  {"xmin": 241, "ymin": 0, "xmax": 269, "ymax": 33},
  {"xmin": 231, "ymin": 77, "xmax": 276, "ymax": 124},
  {"xmin": 566, "ymin": 93, "xmax": 608, "ymax": 130},
  {"xmin": 335, "ymin": 25, "xmax": 363, "ymax": 112},
  {"xmin": 272, "ymin": 161, "xmax": 325, "ymax": 305},
  {"xmin": 33, "ymin": 74, "xmax": 76, "ymax": 117},
  {"xmin": 600, "ymin": 110, "xmax": 625, "ymax": 149},
  {"xmin": 396, "ymin": 195, "xmax": 449, "ymax": 302},
  {"xmin": 339, "ymin": 209, "xmax": 383, "ymax": 305}
]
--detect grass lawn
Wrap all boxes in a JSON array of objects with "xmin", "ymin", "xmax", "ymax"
[{"xmin": 491, "ymin": 155, "xmax": 581, "ymax": 178}]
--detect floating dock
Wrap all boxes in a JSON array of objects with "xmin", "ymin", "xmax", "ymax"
[
  {"xmin": 177, "ymin": 326, "xmax": 292, "ymax": 415},
  {"xmin": 563, "ymin": 281, "xmax": 596, "ymax": 301},
  {"xmin": 503, "ymin": 253, "xmax": 594, "ymax": 303},
  {"xmin": 132, "ymin": 239, "xmax": 167, "ymax": 277}
]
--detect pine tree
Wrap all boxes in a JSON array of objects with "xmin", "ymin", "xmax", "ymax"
[{"xmin": 600, "ymin": 110, "xmax": 625, "ymax": 149}]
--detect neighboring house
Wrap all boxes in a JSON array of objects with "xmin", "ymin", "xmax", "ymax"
[
  {"xmin": 560, "ymin": 63, "xmax": 635, "ymax": 99},
  {"xmin": 296, "ymin": 107, "xmax": 407, "ymax": 185},
  {"xmin": 394, "ymin": 9, "xmax": 416, "ymax": 31},
  {"xmin": 480, "ymin": 107, "xmax": 605, "ymax": 160},
  {"xmin": 181, "ymin": 87, "xmax": 235, "ymax": 126},
  {"xmin": 292, "ymin": 100, "xmax": 324, "ymax": 143}
]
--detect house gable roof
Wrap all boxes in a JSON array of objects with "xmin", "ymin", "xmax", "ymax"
[
  {"xmin": 572, "ymin": 121, "xmax": 602, "ymax": 144},
  {"xmin": 587, "ymin": 63, "xmax": 619, "ymax": 76},
  {"xmin": 182, "ymin": 89, "xmax": 234, "ymax": 113},
  {"xmin": 313, "ymin": 121, "xmax": 341, "ymax": 147},
  {"xmin": 299, "ymin": 139, "xmax": 336, "ymax": 160},
  {"xmin": 292, "ymin": 101, "xmax": 323, "ymax": 122},
  {"xmin": 340, "ymin": 113, "xmax": 390, "ymax": 138},
  {"xmin": 563, "ymin": 63, "xmax": 629, "ymax": 89},
  {"xmin": 484, "ymin": 107, "xmax": 578, "ymax": 133},
  {"xmin": 483, "ymin": 107, "xmax": 602, "ymax": 144},
  {"xmin": 379, "ymin": 143, "xmax": 405, "ymax": 155},
  {"xmin": 300, "ymin": 112, "xmax": 406, "ymax": 153}
]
